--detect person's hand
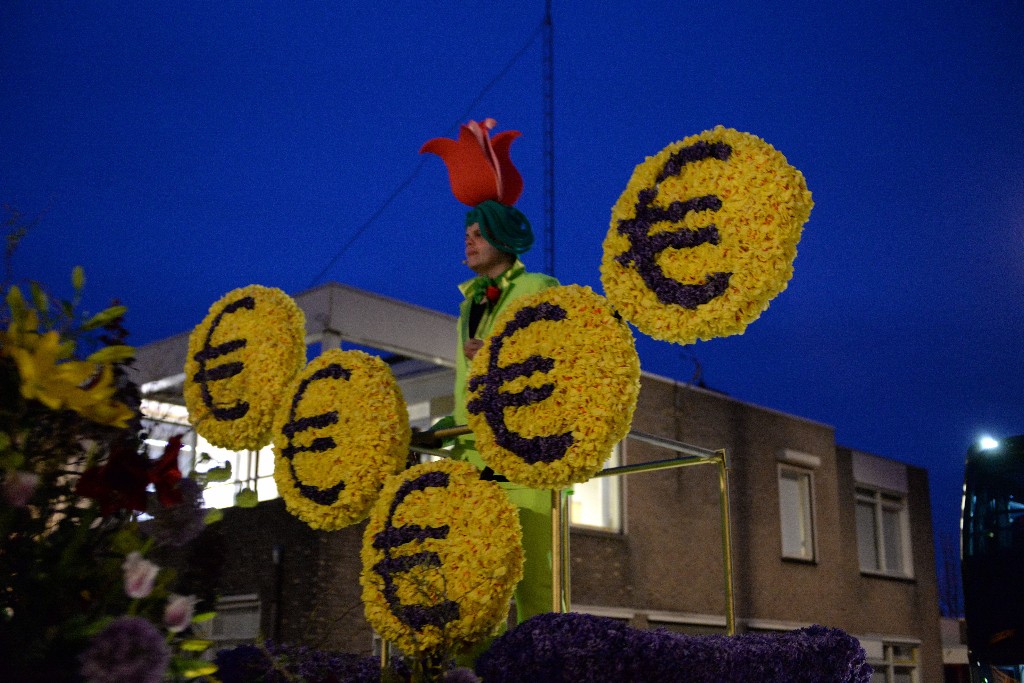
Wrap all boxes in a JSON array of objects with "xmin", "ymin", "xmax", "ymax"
[{"xmin": 463, "ymin": 337, "xmax": 484, "ymax": 360}]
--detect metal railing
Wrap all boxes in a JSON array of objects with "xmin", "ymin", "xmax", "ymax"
[{"xmin": 410, "ymin": 426, "xmax": 736, "ymax": 635}]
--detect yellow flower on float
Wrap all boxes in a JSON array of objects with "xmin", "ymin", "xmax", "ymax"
[
  {"xmin": 360, "ymin": 459, "xmax": 524, "ymax": 656},
  {"xmin": 183, "ymin": 285, "xmax": 306, "ymax": 451},
  {"xmin": 601, "ymin": 126, "xmax": 813, "ymax": 345},
  {"xmin": 465, "ymin": 285, "xmax": 640, "ymax": 489},
  {"xmin": 6, "ymin": 328, "xmax": 134, "ymax": 429},
  {"xmin": 273, "ymin": 349, "xmax": 410, "ymax": 530}
]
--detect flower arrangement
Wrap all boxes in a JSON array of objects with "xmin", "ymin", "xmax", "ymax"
[
  {"xmin": 213, "ymin": 640, "xmax": 382, "ymax": 683},
  {"xmin": 183, "ymin": 284, "xmax": 306, "ymax": 451},
  {"xmin": 601, "ymin": 126, "xmax": 813, "ymax": 345},
  {"xmin": 273, "ymin": 349, "xmax": 411, "ymax": 530},
  {"xmin": 476, "ymin": 612, "xmax": 872, "ymax": 683},
  {"xmin": 360, "ymin": 459, "xmax": 524, "ymax": 659},
  {"xmin": 465, "ymin": 285, "xmax": 640, "ymax": 489},
  {"xmin": 0, "ymin": 266, "xmax": 217, "ymax": 681}
]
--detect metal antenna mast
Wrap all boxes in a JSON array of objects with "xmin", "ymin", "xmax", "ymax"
[{"xmin": 543, "ymin": 0, "xmax": 555, "ymax": 277}]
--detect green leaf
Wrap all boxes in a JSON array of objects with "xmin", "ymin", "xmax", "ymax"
[
  {"xmin": 203, "ymin": 508, "xmax": 224, "ymax": 525},
  {"xmin": 29, "ymin": 282, "xmax": 49, "ymax": 314},
  {"xmin": 204, "ymin": 463, "xmax": 232, "ymax": 482},
  {"xmin": 86, "ymin": 344, "xmax": 136, "ymax": 363},
  {"xmin": 191, "ymin": 611, "xmax": 217, "ymax": 624},
  {"xmin": 173, "ymin": 657, "xmax": 219, "ymax": 678},
  {"xmin": 81, "ymin": 304, "xmax": 127, "ymax": 330},
  {"xmin": 72, "ymin": 265, "xmax": 85, "ymax": 291},
  {"xmin": 109, "ymin": 527, "xmax": 145, "ymax": 554},
  {"xmin": 6, "ymin": 285, "xmax": 26, "ymax": 318},
  {"xmin": 235, "ymin": 487, "xmax": 258, "ymax": 508},
  {"xmin": 179, "ymin": 638, "xmax": 214, "ymax": 652},
  {"xmin": 0, "ymin": 449, "xmax": 25, "ymax": 470}
]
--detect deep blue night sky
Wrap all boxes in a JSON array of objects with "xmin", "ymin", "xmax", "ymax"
[{"xmin": 3, "ymin": 2, "xmax": 1024, "ymax": 596}]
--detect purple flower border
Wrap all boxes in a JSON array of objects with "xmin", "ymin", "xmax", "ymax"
[{"xmin": 475, "ymin": 612, "xmax": 872, "ymax": 683}]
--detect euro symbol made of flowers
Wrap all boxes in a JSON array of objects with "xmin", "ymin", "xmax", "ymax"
[
  {"xmin": 601, "ymin": 126, "xmax": 813, "ymax": 346},
  {"xmin": 360, "ymin": 459, "xmax": 524, "ymax": 656},
  {"xmin": 466, "ymin": 285, "xmax": 640, "ymax": 489},
  {"xmin": 184, "ymin": 285, "xmax": 306, "ymax": 451},
  {"xmin": 273, "ymin": 349, "xmax": 410, "ymax": 531}
]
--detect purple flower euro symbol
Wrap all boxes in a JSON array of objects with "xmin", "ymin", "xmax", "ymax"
[
  {"xmin": 615, "ymin": 140, "xmax": 734, "ymax": 309},
  {"xmin": 467, "ymin": 303, "xmax": 575, "ymax": 464}
]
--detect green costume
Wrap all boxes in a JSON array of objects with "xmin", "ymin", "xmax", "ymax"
[
  {"xmin": 420, "ymin": 119, "xmax": 559, "ymax": 631},
  {"xmin": 451, "ymin": 259, "xmax": 559, "ymax": 624}
]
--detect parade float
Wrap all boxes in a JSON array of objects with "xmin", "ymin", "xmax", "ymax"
[
  {"xmin": 181, "ymin": 123, "xmax": 868, "ymax": 682},
  {"xmin": 0, "ymin": 123, "xmax": 869, "ymax": 682}
]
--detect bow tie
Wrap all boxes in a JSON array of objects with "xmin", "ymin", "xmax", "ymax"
[{"xmin": 468, "ymin": 277, "xmax": 502, "ymax": 305}]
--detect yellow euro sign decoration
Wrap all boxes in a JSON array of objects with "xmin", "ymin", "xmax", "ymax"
[
  {"xmin": 360, "ymin": 459, "xmax": 524, "ymax": 656},
  {"xmin": 184, "ymin": 285, "xmax": 306, "ymax": 451},
  {"xmin": 273, "ymin": 349, "xmax": 410, "ymax": 530},
  {"xmin": 601, "ymin": 126, "xmax": 813, "ymax": 345},
  {"xmin": 466, "ymin": 285, "xmax": 640, "ymax": 489}
]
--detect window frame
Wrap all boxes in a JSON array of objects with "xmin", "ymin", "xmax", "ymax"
[
  {"xmin": 777, "ymin": 464, "xmax": 817, "ymax": 562},
  {"xmin": 855, "ymin": 485, "xmax": 914, "ymax": 578},
  {"xmin": 865, "ymin": 640, "xmax": 919, "ymax": 683}
]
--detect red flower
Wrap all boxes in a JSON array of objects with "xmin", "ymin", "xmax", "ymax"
[
  {"xmin": 76, "ymin": 436, "xmax": 185, "ymax": 515},
  {"xmin": 420, "ymin": 118, "xmax": 523, "ymax": 207},
  {"xmin": 149, "ymin": 436, "xmax": 184, "ymax": 507},
  {"xmin": 76, "ymin": 442, "xmax": 150, "ymax": 515}
]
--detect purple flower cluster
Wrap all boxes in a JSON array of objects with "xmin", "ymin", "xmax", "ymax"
[
  {"xmin": 214, "ymin": 641, "xmax": 381, "ymax": 683},
  {"xmin": 467, "ymin": 303, "xmax": 574, "ymax": 464},
  {"xmin": 78, "ymin": 616, "xmax": 171, "ymax": 683},
  {"xmin": 475, "ymin": 612, "xmax": 873, "ymax": 683},
  {"xmin": 613, "ymin": 141, "xmax": 734, "ymax": 309}
]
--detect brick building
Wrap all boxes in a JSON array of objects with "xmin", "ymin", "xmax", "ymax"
[{"xmin": 136, "ymin": 282, "xmax": 943, "ymax": 681}]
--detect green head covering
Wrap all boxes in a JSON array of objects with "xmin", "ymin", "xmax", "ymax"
[{"xmin": 465, "ymin": 200, "xmax": 533, "ymax": 255}]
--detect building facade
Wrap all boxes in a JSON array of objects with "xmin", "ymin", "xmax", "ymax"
[{"xmin": 135, "ymin": 283, "xmax": 943, "ymax": 681}]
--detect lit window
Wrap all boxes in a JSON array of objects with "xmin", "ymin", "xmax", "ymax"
[
  {"xmin": 142, "ymin": 399, "xmax": 278, "ymax": 509},
  {"xmin": 864, "ymin": 641, "xmax": 918, "ymax": 683},
  {"xmin": 569, "ymin": 443, "xmax": 622, "ymax": 532},
  {"xmin": 778, "ymin": 466, "xmax": 815, "ymax": 561},
  {"xmin": 856, "ymin": 486, "xmax": 913, "ymax": 577}
]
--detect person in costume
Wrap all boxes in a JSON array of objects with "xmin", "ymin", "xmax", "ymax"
[{"xmin": 420, "ymin": 118, "xmax": 558, "ymax": 625}]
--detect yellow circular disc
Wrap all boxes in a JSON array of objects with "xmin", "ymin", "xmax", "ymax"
[
  {"xmin": 466, "ymin": 285, "xmax": 640, "ymax": 489},
  {"xmin": 360, "ymin": 459, "xmax": 524, "ymax": 655},
  {"xmin": 601, "ymin": 126, "xmax": 813, "ymax": 345},
  {"xmin": 183, "ymin": 285, "xmax": 306, "ymax": 451},
  {"xmin": 273, "ymin": 349, "xmax": 410, "ymax": 531}
]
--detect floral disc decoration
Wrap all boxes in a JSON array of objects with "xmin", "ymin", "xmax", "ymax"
[
  {"xmin": 273, "ymin": 349, "xmax": 410, "ymax": 530},
  {"xmin": 465, "ymin": 285, "xmax": 640, "ymax": 489},
  {"xmin": 601, "ymin": 126, "xmax": 813, "ymax": 345},
  {"xmin": 184, "ymin": 285, "xmax": 306, "ymax": 451},
  {"xmin": 360, "ymin": 459, "xmax": 524, "ymax": 655}
]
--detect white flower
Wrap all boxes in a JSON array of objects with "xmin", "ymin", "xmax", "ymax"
[
  {"xmin": 122, "ymin": 551, "xmax": 159, "ymax": 599},
  {"xmin": 163, "ymin": 593, "xmax": 198, "ymax": 633}
]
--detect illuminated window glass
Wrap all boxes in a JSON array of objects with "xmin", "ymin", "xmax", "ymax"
[
  {"xmin": 778, "ymin": 466, "xmax": 815, "ymax": 560},
  {"xmin": 569, "ymin": 443, "xmax": 622, "ymax": 532}
]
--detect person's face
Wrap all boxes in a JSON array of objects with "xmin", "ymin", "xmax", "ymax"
[{"xmin": 465, "ymin": 223, "xmax": 512, "ymax": 278}]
